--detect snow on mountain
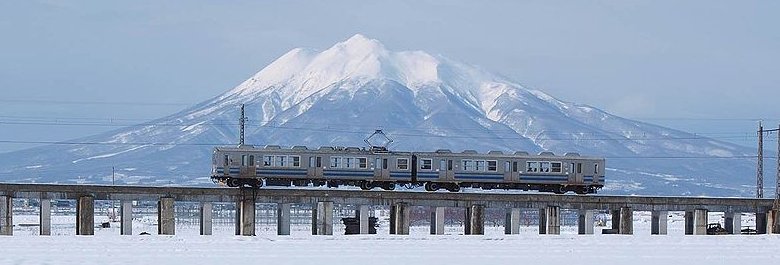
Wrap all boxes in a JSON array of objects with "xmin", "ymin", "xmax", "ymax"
[{"xmin": 0, "ymin": 34, "xmax": 758, "ymax": 196}]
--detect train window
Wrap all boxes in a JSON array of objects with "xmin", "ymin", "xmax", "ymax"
[
  {"xmin": 383, "ymin": 159, "xmax": 388, "ymax": 170},
  {"xmin": 475, "ymin": 161, "xmax": 485, "ymax": 171},
  {"xmin": 358, "ymin": 158, "xmax": 368, "ymax": 169},
  {"xmin": 594, "ymin": 164, "xmax": 599, "ymax": 174},
  {"xmin": 263, "ymin": 156, "xmax": 273, "ymax": 166},
  {"xmin": 397, "ymin": 158, "xmax": 409, "ymax": 170},
  {"xmin": 447, "ymin": 160, "xmax": 453, "ymax": 171},
  {"xmin": 512, "ymin": 162, "xmax": 518, "ymax": 172},
  {"xmin": 224, "ymin": 155, "xmax": 229, "ymax": 166},
  {"xmin": 527, "ymin": 162, "xmax": 539, "ymax": 173},
  {"xmin": 420, "ymin": 159, "xmax": 432, "ymax": 170},
  {"xmin": 310, "ymin": 157, "xmax": 315, "ymax": 168},
  {"xmin": 375, "ymin": 158, "xmax": 380, "ymax": 169},
  {"xmin": 540, "ymin": 162, "xmax": 550, "ymax": 173},
  {"xmin": 241, "ymin": 155, "xmax": 247, "ymax": 166},
  {"xmin": 487, "ymin": 161, "xmax": 497, "ymax": 172},
  {"xmin": 330, "ymin": 157, "xmax": 341, "ymax": 168},
  {"xmin": 291, "ymin": 156, "xmax": 300, "ymax": 167},
  {"xmin": 316, "ymin": 157, "xmax": 322, "ymax": 168},
  {"xmin": 577, "ymin": 163, "xmax": 582, "ymax": 174},
  {"xmin": 345, "ymin": 157, "xmax": 355, "ymax": 168},
  {"xmin": 275, "ymin": 155, "xmax": 287, "ymax": 167},
  {"xmin": 462, "ymin": 160, "xmax": 474, "ymax": 171},
  {"xmin": 440, "ymin": 160, "xmax": 446, "ymax": 171},
  {"xmin": 551, "ymin": 162, "xmax": 561, "ymax": 173},
  {"xmin": 504, "ymin": 161, "xmax": 510, "ymax": 172},
  {"xmin": 249, "ymin": 155, "xmax": 255, "ymax": 167}
]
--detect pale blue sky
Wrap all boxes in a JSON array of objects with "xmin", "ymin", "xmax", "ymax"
[{"xmin": 1, "ymin": 0, "xmax": 778, "ymax": 152}]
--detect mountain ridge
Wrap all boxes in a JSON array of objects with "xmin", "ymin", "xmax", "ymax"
[{"xmin": 0, "ymin": 34, "xmax": 756, "ymax": 196}]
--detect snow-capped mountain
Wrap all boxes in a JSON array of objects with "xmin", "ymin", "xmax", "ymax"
[{"xmin": 0, "ymin": 34, "xmax": 758, "ymax": 196}]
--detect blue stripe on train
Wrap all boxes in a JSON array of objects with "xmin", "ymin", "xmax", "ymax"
[
  {"xmin": 258, "ymin": 169, "xmax": 307, "ymax": 173},
  {"xmin": 324, "ymin": 171, "xmax": 374, "ymax": 177},
  {"xmin": 257, "ymin": 171, "xmax": 307, "ymax": 176},
  {"xmin": 454, "ymin": 175, "xmax": 505, "ymax": 180},
  {"xmin": 389, "ymin": 175, "xmax": 440, "ymax": 179}
]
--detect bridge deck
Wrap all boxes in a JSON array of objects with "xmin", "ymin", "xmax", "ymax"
[{"xmin": 0, "ymin": 183, "xmax": 773, "ymax": 212}]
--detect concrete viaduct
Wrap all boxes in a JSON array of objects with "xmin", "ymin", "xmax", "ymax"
[{"xmin": 0, "ymin": 183, "xmax": 778, "ymax": 236}]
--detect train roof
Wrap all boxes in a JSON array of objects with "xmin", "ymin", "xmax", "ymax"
[{"xmin": 213, "ymin": 145, "xmax": 603, "ymax": 159}]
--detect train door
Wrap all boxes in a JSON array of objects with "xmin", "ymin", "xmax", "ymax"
[
  {"xmin": 308, "ymin": 155, "xmax": 323, "ymax": 178},
  {"xmin": 411, "ymin": 154, "xmax": 418, "ymax": 182},
  {"xmin": 438, "ymin": 158, "xmax": 454, "ymax": 181},
  {"xmin": 374, "ymin": 156, "xmax": 390, "ymax": 180},
  {"xmin": 239, "ymin": 154, "xmax": 256, "ymax": 178},
  {"xmin": 438, "ymin": 159, "xmax": 447, "ymax": 180},
  {"xmin": 504, "ymin": 160, "xmax": 520, "ymax": 182},
  {"xmin": 569, "ymin": 162, "xmax": 583, "ymax": 183}
]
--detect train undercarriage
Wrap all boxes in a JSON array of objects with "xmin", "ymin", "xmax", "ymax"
[{"xmin": 211, "ymin": 176, "xmax": 601, "ymax": 195}]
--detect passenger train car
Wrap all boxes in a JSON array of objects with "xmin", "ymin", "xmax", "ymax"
[{"xmin": 211, "ymin": 145, "xmax": 605, "ymax": 194}]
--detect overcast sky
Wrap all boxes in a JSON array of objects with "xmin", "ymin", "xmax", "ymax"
[{"xmin": 1, "ymin": 0, "xmax": 778, "ymax": 152}]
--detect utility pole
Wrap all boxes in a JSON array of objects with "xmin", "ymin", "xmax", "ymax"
[
  {"xmin": 775, "ymin": 123, "xmax": 780, "ymax": 211},
  {"xmin": 756, "ymin": 121, "xmax": 780, "ymax": 207},
  {"xmin": 239, "ymin": 104, "xmax": 247, "ymax": 146},
  {"xmin": 758, "ymin": 121, "xmax": 764, "ymax": 198}
]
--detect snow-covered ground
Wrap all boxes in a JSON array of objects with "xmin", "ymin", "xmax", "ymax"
[{"xmin": 1, "ymin": 210, "xmax": 778, "ymax": 265}]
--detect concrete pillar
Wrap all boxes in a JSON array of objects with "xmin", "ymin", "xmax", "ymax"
[
  {"xmin": 684, "ymin": 211, "xmax": 694, "ymax": 235},
  {"xmin": 578, "ymin": 209, "xmax": 594, "ymax": 235},
  {"xmin": 611, "ymin": 209, "xmax": 620, "ymax": 230},
  {"xmin": 539, "ymin": 206, "xmax": 560, "ymax": 235},
  {"xmin": 76, "ymin": 196, "xmax": 94, "ymax": 235},
  {"xmin": 0, "ymin": 196, "xmax": 12, "ymax": 236},
  {"xmin": 312, "ymin": 201, "xmax": 333, "ymax": 235},
  {"xmin": 505, "ymin": 208, "xmax": 521, "ymax": 234},
  {"xmin": 389, "ymin": 203, "xmax": 410, "ymax": 235},
  {"xmin": 465, "ymin": 205, "xmax": 485, "ymax": 235},
  {"xmin": 650, "ymin": 211, "xmax": 668, "ymax": 235},
  {"xmin": 356, "ymin": 205, "xmax": 369, "ymax": 235},
  {"xmin": 756, "ymin": 211, "xmax": 767, "ymax": 234},
  {"xmin": 548, "ymin": 206, "xmax": 561, "ymax": 235},
  {"xmin": 238, "ymin": 197, "xmax": 256, "ymax": 236},
  {"xmin": 724, "ymin": 212, "xmax": 741, "ymax": 235},
  {"xmin": 431, "ymin": 207, "xmax": 446, "ymax": 235},
  {"xmin": 769, "ymin": 210, "xmax": 780, "ymax": 234},
  {"xmin": 120, "ymin": 200, "xmax": 133, "ymax": 235},
  {"xmin": 39, "ymin": 199, "xmax": 51, "ymax": 236},
  {"xmin": 277, "ymin": 203, "xmax": 291, "ymax": 235},
  {"xmin": 693, "ymin": 209, "xmax": 707, "ymax": 235},
  {"xmin": 234, "ymin": 199, "xmax": 241, "ymax": 235},
  {"xmin": 619, "ymin": 207, "xmax": 633, "ymax": 235},
  {"xmin": 157, "ymin": 197, "xmax": 175, "ymax": 235},
  {"xmin": 200, "ymin": 202, "xmax": 212, "ymax": 236}
]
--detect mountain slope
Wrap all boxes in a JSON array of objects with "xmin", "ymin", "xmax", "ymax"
[{"xmin": 0, "ymin": 34, "xmax": 757, "ymax": 196}]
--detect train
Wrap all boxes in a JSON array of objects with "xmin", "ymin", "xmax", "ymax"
[{"xmin": 210, "ymin": 144, "xmax": 605, "ymax": 194}]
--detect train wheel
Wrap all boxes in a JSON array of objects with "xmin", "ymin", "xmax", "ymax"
[
  {"xmin": 383, "ymin": 182, "xmax": 395, "ymax": 191},
  {"xmin": 446, "ymin": 184, "xmax": 460, "ymax": 192},
  {"xmin": 252, "ymin": 179, "xmax": 263, "ymax": 188},
  {"xmin": 228, "ymin": 178, "xmax": 240, "ymax": 187},
  {"xmin": 360, "ymin": 181, "xmax": 372, "ymax": 190},
  {"xmin": 427, "ymin": 182, "xmax": 441, "ymax": 191}
]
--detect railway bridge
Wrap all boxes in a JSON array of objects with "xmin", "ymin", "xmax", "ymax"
[{"xmin": 0, "ymin": 183, "xmax": 778, "ymax": 236}]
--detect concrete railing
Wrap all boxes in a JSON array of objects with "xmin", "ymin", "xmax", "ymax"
[{"xmin": 0, "ymin": 183, "xmax": 777, "ymax": 236}]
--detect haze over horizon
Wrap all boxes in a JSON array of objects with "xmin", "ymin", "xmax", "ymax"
[{"xmin": 1, "ymin": 0, "xmax": 779, "ymax": 153}]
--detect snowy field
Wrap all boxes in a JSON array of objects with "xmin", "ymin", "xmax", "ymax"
[{"xmin": 1, "ymin": 211, "xmax": 778, "ymax": 265}]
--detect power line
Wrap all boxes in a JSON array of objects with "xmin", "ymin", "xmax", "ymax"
[
  {"xmin": 0, "ymin": 119, "xmax": 764, "ymax": 142},
  {"xmin": 0, "ymin": 99, "xmax": 193, "ymax": 106}
]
